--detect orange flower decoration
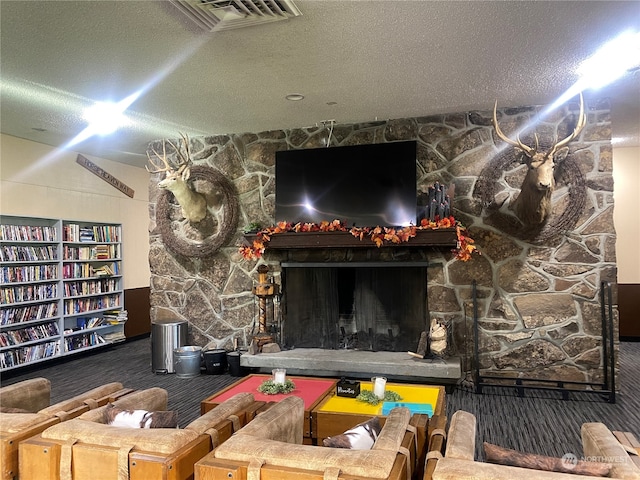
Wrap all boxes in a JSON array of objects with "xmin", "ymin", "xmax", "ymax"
[{"xmin": 238, "ymin": 217, "xmax": 478, "ymax": 261}]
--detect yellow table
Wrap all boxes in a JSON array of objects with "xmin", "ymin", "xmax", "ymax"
[{"xmin": 312, "ymin": 381, "xmax": 445, "ymax": 442}]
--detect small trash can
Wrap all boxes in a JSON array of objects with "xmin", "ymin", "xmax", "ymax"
[
  {"xmin": 174, "ymin": 346, "xmax": 202, "ymax": 378},
  {"xmin": 227, "ymin": 351, "xmax": 245, "ymax": 377},
  {"xmin": 203, "ymin": 349, "xmax": 227, "ymax": 374},
  {"xmin": 151, "ymin": 319, "xmax": 187, "ymax": 374}
]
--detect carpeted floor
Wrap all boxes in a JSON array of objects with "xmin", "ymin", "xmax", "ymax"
[{"xmin": 3, "ymin": 338, "xmax": 639, "ymax": 461}]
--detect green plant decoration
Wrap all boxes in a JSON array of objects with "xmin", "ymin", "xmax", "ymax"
[
  {"xmin": 244, "ymin": 222, "xmax": 263, "ymax": 233},
  {"xmin": 356, "ymin": 389, "xmax": 402, "ymax": 406},
  {"xmin": 257, "ymin": 379, "xmax": 296, "ymax": 395}
]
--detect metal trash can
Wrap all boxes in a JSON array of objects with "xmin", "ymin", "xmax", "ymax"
[
  {"xmin": 174, "ymin": 346, "xmax": 202, "ymax": 378},
  {"xmin": 151, "ymin": 319, "xmax": 187, "ymax": 374}
]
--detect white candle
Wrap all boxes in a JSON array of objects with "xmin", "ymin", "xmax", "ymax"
[
  {"xmin": 373, "ymin": 377, "xmax": 386, "ymax": 399},
  {"xmin": 273, "ymin": 369, "xmax": 286, "ymax": 385}
]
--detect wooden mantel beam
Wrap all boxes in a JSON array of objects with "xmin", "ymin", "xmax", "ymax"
[{"xmin": 244, "ymin": 228, "xmax": 458, "ymax": 250}]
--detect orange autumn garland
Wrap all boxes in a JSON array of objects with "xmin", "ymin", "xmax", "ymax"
[{"xmin": 239, "ymin": 217, "xmax": 478, "ymax": 262}]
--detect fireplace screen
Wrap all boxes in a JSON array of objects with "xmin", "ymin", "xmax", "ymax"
[{"xmin": 281, "ymin": 266, "xmax": 427, "ymax": 352}]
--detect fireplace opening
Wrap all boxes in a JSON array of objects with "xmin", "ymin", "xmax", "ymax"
[{"xmin": 280, "ymin": 263, "xmax": 427, "ymax": 352}]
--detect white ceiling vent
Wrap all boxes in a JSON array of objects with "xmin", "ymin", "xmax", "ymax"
[{"xmin": 169, "ymin": 0, "xmax": 302, "ymax": 32}]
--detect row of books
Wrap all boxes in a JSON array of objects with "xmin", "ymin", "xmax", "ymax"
[
  {"xmin": 64, "ymin": 332, "xmax": 106, "ymax": 351},
  {"xmin": 0, "ymin": 302, "xmax": 58, "ymax": 325},
  {"xmin": 62, "ymin": 244, "xmax": 120, "ymax": 261},
  {"xmin": 1, "ymin": 264, "xmax": 58, "ymax": 284},
  {"xmin": 102, "ymin": 331, "xmax": 126, "ymax": 343},
  {"xmin": 1, "ymin": 283, "xmax": 58, "ymax": 305},
  {"xmin": 103, "ymin": 309, "xmax": 128, "ymax": 324},
  {"xmin": 63, "ymin": 224, "xmax": 121, "ymax": 243},
  {"xmin": 0, "ymin": 322, "xmax": 59, "ymax": 347},
  {"xmin": 64, "ymin": 278, "xmax": 120, "ymax": 297},
  {"xmin": 74, "ymin": 316, "xmax": 108, "ymax": 330},
  {"xmin": 0, "ymin": 341, "xmax": 60, "ymax": 368},
  {"xmin": 62, "ymin": 262, "xmax": 120, "ymax": 280},
  {"xmin": 63, "ymin": 295, "xmax": 121, "ymax": 315},
  {"xmin": 0, "ymin": 245, "xmax": 58, "ymax": 262},
  {"xmin": 0, "ymin": 224, "xmax": 58, "ymax": 242}
]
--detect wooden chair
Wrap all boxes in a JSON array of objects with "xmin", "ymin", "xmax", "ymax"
[
  {"xmin": 429, "ymin": 410, "xmax": 640, "ymax": 480},
  {"xmin": 196, "ymin": 395, "xmax": 427, "ymax": 480},
  {"xmin": 0, "ymin": 378, "xmax": 129, "ymax": 480},
  {"xmin": 19, "ymin": 390, "xmax": 257, "ymax": 480},
  {"xmin": 423, "ymin": 414, "xmax": 447, "ymax": 480}
]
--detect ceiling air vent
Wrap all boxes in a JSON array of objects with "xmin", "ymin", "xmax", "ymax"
[{"xmin": 169, "ymin": 0, "xmax": 302, "ymax": 32}]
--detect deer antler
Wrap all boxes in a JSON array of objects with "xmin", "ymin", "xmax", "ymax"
[
  {"xmin": 145, "ymin": 141, "xmax": 173, "ymax": 174},
  {"xmin": 492, "ymin": 101, "xmax": 535, "ymax": 157},
  {"xmin": 493, "ymin": 93, "xmax": 586, "ymax": 159},
  {"xmin": 548, "ymin": 92, "xmax": 586, "ymax": 157},
  {"xmin": 145, "ymin": 133, "xmax": 192, "ymax": 174},
  {"xmin": 164, "ymin": 133, "xmax": 192, "ymax": 175}
]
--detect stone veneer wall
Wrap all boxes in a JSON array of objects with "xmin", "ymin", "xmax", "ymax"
[{"xmin": 149, "ymin": 101, "xmax": 617, "ymax": 384}]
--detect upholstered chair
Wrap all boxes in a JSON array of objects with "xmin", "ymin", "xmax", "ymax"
[
  {"xmin": 19, "ymin": 390, "xmax": 256, "ymax": 480},
  {"xmin": 196, "ymin": 395, "xmax": 425, "ymax": 480},
  {"xmin": 0, "ymin": 378, "xmax": 127, "ymax": 480},
  {"xmin": 429, "ymin": 410, "xmax": 640, "ymax": 480}
]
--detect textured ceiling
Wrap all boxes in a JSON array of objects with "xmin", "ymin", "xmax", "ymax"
[{"xmin": 1, "ymin": 0, "xmax": 639, "ymax": 168}]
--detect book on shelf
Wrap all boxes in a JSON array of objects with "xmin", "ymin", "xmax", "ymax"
[
  {"xmin": 0, "ymin": 302, "xmax": 58, "ymax": 325},
  {"xmin": 93, "ymin": 263, "xmax": 117, "ymax": 276},
  {"xmin": 64, "ymin": 331, "xmax": 106, "ymax": 351},
  {"xmin": 0, "ymin": 224, "xmax": 57, "ymax": 242},
  {"xmin": 103, "ymin": 309, "xmax": 128, "ymax": 324},
  {"xmin": 102, "ymin": 331, "xmax": 126, "ymax": 343}
]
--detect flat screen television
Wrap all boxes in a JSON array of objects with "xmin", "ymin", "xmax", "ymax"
[{"xmin": 275, "ymin": 141, "xmax": 417, "ymax": 227}]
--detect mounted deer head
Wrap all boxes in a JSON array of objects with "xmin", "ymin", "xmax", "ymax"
[
  {"xmin": 492, "ymin": 93, "xmax": 586, "ymax": 225},
  {"xmin": 146, "ymin": 133, "xmax": 207, "ymax": 223}
]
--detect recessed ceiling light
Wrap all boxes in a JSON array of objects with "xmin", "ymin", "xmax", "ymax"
[{"xmin": 285, "ymin": 93, "xmax": 304, "ymax": 101}]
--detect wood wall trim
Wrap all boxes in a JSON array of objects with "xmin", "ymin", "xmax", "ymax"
[
  {"xmin": 619, "ymin": 284, "xmax": 640, "ymax": 339},
  {"xmin": 124, "ymin": 287, "xmax": 151, "ymax": 339}
]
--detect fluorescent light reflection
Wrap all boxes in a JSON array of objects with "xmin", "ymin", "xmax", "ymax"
[
  {"xmin": 578, "ymin": 30, "xmax": 640, "ymax": 90},
  {"xmin": 4, "ymin": 32, "xmax": 214, "ymax": 181},
  {"xmin": 496, "ymin": 30, "xmax": 639, "ymax": 154},
  {"xmin": 70, "ymin": 91, "xmax": 141, "ymax": 147}
]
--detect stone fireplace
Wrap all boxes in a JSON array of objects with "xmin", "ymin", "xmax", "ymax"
[{"xmin": 149, "ymin": 101, "xmax": 618, "ymax": 386}]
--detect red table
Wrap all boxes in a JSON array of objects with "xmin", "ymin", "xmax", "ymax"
[{"xmin": 200, "ymin": 374, "xmax": 337, "ymax": 442}]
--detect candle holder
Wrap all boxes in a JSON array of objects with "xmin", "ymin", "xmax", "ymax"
[
  {"xmin": 258, "ymin": 371, "xmax": 295, "ymax": 395},
  {"xmin": 272, "ymin": 368, "xmax": 286, "ymax": 385},
  {"xmin": 372, "ymin": 376, "xmax": 387, "ymax": 399}
]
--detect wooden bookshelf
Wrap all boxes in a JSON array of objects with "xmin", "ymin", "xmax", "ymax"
[{"xmin": 0, "ymin": 215, "xmax": 126, "ymax": 372}]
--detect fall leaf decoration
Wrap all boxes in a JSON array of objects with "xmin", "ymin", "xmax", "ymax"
[{"xmin": 239, "ymin": 216, "xmax": 478, "ymax": 262}]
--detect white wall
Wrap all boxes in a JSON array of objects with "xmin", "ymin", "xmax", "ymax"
[
  {"xmin": 612, "ymin": 146, "xmax": 640, "ymax": 284},
  {"xmin": 0, "ymin": 134, "xmax": 150, "ymax": 289}
]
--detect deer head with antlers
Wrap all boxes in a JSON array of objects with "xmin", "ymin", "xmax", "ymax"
[
  {"xmin": 146, "ymin": 133, "xmax": 207, "ymax": 224},
  {"xmin": 492, "ymin": 93, "xmax": 586, "ymax": 226}
]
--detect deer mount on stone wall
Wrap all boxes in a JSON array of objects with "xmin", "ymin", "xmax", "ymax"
[
  {"xmin": 492, "ymin": 93, "xmax": 586, "ymax": 226},
  {"xmin": 146, "ymin": 133, "xmax": 208, "ymax": 224}
]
